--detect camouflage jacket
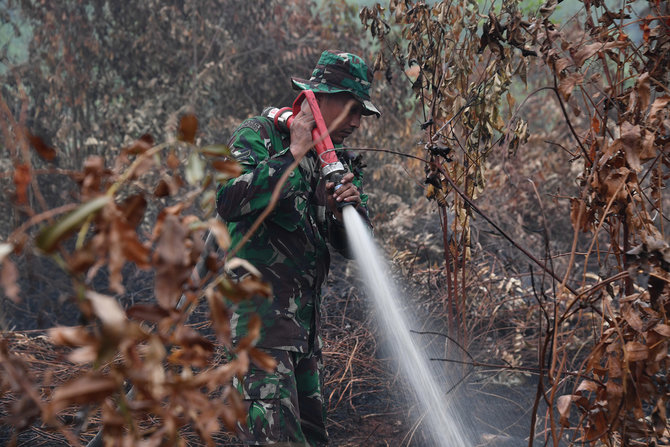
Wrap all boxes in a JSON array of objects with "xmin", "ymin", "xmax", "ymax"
[{"xmin": 216, "ymin": 115, "xmax": 370, "ymax": 352}]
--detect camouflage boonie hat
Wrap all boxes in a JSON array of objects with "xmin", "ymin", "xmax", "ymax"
[{"xmin": 292, "ymin": 50, "xmax": 381, "ymax": 117}]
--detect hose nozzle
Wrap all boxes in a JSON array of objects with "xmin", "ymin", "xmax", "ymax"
[{"xmin": 263, "ymin": 91, "xmax": 354, "ymax": 209}]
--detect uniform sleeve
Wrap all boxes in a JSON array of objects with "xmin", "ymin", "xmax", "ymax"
[{"xmin": 216, "ymin": 120, "xmax": 303, "ymax": 222}]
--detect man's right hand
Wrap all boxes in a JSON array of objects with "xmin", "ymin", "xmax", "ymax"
[{"xmin": 289, "ymin": 107, "xmax": 315, "ymax": 160}]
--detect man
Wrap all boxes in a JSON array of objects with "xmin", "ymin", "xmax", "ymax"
[{"xmin": 216, "ymin": 50, "xmax": 379, "ymax": 445}]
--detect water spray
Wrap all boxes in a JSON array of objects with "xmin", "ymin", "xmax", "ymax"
[{"xmin": 268, "ymin": 92, "xmax": 472, "ymax": 445}]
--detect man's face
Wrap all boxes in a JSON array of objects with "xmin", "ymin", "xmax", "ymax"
[{"xmin": 316, "ymin": 92, "xmax": 364, "ymax": 145}]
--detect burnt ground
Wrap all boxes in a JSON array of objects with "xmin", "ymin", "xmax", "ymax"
[
  {"xmin": 0, "ymin": 175, "xmax": 564, "ymax": 446},
  {"xmin": 0, "ymin": 249, "xmax": 553, "ymax": 447}
]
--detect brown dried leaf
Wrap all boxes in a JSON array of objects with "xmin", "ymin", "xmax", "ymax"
[
  {"xmin": 49, "ymin": 326, "xmax": 97, "ymax": 347},
  {"xmin": 248, "ymin": 347, "xmax": 277, "ymax": 372},
  {"xmin": 219, "ymin": 386, "xmax": 246, "ymax": 432},
  {"xmin": 625, "ymin": 341, "xmax": 648, "ymax": 361},
  {"xmin": 622, "ymin": 304, "xmax": 645, "ymax": 333},
  {"xmin": 570, "ymin": 198, "xmax": 590, "ymax": 232},
  {"xmin": 25, "ymin": 130, "xmax": 57, "ymax": 161},
  {"xmin": 108, "ymin": 219, "xmax": 126, "ymax": 294},
  {"xmin": 1, "ymin": 258, "xmax": 20, "ymax": 303},
  {"xmin": 153, "ymin": 214, "xmax": 189, "ymax": 309},
  {"xmin": 606, "ymin": 380, "xmax": 623, "ymax": 401},
  {"xmin": 557, "ymin": 394, "xmax": 573, "ymax": 426},
  {"xmin": 126, "ymin": 303, "xmax": 170, "ymax": 324},
  {"xmin": 178, "ymin": 114, "xmax": 198, "ymax": 144},
  {"xmin": 212, "ymin": 159, "xmax": 243, "ymax": 179},
  {"xmin": 600, "ymin": 167, "xmax": 629, "ymax": 202},
  {"xmin": 636, "ymin": 73, "xmax": 651, "ymax": 112},
  {"xmin": 167, "ymin": 152, "xmax": 180, "ymax": 170},
  {"xmin": 219, "ymin": 275, "xmax": 272, "ymax": 303},
  {"xmin": 652, "ymin": 397, "xmax": 667, "ymax": 436},
  {"xmin": 640, "ymin": 129, "xmax": 656, "ymax": 161},
  {"xmin": 607, "ymin": 354, "xmax": 623, "ymax": 378},
  {"xmin": 207, "ymin": 288, "xmax": 231, "ymax": 345},
  {"xmin": 649, "ymin": 95, "xmax": 670, "ymax": 123},
  {"xmin": 209, "ymin": 219, "xmax": 231, "ymax": 251},
  {"xmin": 67, "ymin": 346, "xmax": 98, "ymax": 364},
  {"xmin": 86, "ymin": 291, "xmax": 127, "ymax": 337},
  {"xmin": 620, "ymin": 122, "xmax": 643, "ymax": 171},
  {"xmin": 49, "ymin": 374, "xmax": 118, "ymax": 414},
  {"xmin": 123, "ymin": 134, "xmax": 154, "ymax": 155},
  {"xmin": 173, "ymin": 325, "xmax": 215, "ymax": 352},
  {"xmin": 558, "ymin": 72, "xmax": 584, "ymax": 101},
  {"xmin": 154, "ymin": 179, "xmax": 171, "ymax": 197},
  {"xmin": 651, "ymin": 323, "xmax": 670, "ymax": 337},
  {"xmin": 236, "ymin": 314, "xmax": 261, "ymax": 351},
  {"xmin": 13, "ymin": 163, "xmax": 30, "ymax": 205},
  {"xmin": 122, "ymin": 234, "xmax": 151, "ymax": 269},
  {"xmin": 120, "ymin": 194, "xmax": 147, "ymax": 228},
  {"xmin": 571, "ymin": 41, "xmax": 626, "ymax": 68},
  {"xmin": 576, "ymin": 380, "xmax": 598, "ymax": 394},
  {"xmin": 554, "ymin": 57, "xmax": 571, "ymax": 74},
  {"xmin": 167, "ymin": 345, "xmax": 211, "ymax": 367}
]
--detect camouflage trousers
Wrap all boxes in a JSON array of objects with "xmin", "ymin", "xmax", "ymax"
[{"xmin": 233, "ymin": 348, "xmax": 328, "ymax": 446}]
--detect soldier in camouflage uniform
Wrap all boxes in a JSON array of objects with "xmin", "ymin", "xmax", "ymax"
[{"xmin": 216, "ymin": 50, "xmax": 380, "ymax": 446}]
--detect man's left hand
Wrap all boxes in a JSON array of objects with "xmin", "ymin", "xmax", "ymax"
[{"xmin": 326, "ymin": 172, "xmax": 361, "ymax": 220}]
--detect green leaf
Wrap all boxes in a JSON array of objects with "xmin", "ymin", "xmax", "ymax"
[
  {"xmin": 200, "ymin": 144, "xmax": 232, "ymax": 158},
  {"xmin": 36, "ymin": 196, "xmax": 111, "ymax": 253}
]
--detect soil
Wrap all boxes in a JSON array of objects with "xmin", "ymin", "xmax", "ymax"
[{"xmin": 1, "ymin": 175, "xmax": 556, "ymax": 446}]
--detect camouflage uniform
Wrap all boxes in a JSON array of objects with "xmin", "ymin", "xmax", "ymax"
[{"xmin": 217, "ymin": 50, "xmax": 379, "ymax": 446}]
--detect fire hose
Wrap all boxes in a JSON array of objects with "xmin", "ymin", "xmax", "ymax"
[{"xmin": 263, "ymin": 89, "xmax": 354, "ymax": 208}]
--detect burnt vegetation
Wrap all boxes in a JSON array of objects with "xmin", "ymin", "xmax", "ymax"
[{"xmin": 1, "ymin": 0, "xmax": 669, "ymax": 446}]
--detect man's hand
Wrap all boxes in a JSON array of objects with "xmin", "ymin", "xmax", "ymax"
[
  {"xmin": 326, "ymin": 172, "xmax": 361, "ymax": 220},
  {"xmin": 289, "ymin": 108, "xmax": 315, "ymax": 160}
]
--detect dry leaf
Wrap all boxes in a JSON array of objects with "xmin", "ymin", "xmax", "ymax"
[
  {"xmin": 153, "ymin": 214, "xmax": 190, "ymax": 309},
  {"xmin": 13, "ymin": 163, "xmax": 30, "ymax": 205},
  {"xmin": 207, "ymin": 288, "xmax": 231, "ymax": 345},
  {"xmin": 49, "ymin": 326, "xmax": 97, "ymax": 347},
  {"xmin": 178, "ymin": 114, "xmax": 198, "ymax": 144},
  {"xmin": 557, "ymin": 394, "xmax": 573, "ymax": 426},
  {"xmin": 622, "ymin": 304, "xmax": 644, "ymax": 333},
  {"xmin": 248, "ymin": 347, "xmax": 277, "ymax": 372},
  {"xmin": 126, "ymin": 303, "xmax": 170, "ymax": 324},
  {"xmin": 0, "ymin": 258, "xmax": 20, "ymax": 303},
  {"xmin": 49, "ymin": 374, "xmax": 119, "ymax": 414},
  {"xmin": 558, "ymin": 72, "xmax": 584, "ymax": 101},
  {"xmin": 86, "ymin": 291, "xmax": 127, "ymax": 337},
  {"xmin": 576, "ymin": 380, "xmax": 598, "ymax": 393},
  {"xmin": 25, "ymin": 130, "xmax": 57, "ymax": 161},
  {"xmin": 636, "ymin": 73, "xmax": 651, "ymax": 112},
  {"xmin": 625, "ymin": 341, "xmax": 648, "ymax": 362},
  {"xmin": 649, "ymin": 95, "xmax": 670, "ymax": 123},
  {"xmin": 209, "ymin": 219, "xmax": 231, "ymax": 251},
  {"xmin": 212, "ymin": 159, "xmax": 243, "ymax": 179},
  {"xmin": 120, "ymin": 194, "xmax": 147, "ymax": 228},
  {"xmin": 570, "ymin": 198, "xmax": 590, "ymax": 233},
  {"xmin": 651, "ymin": 323, "xmax": 670, "ymax": 337},
  {"xmin": 123, "ymin": 134, "xmax": 154, "ymax": 155},
  {"xmin": 571, "ymin": 41, "xmax": 626, "ymax": 68},
  {"xmin": 619, "ymin": 122, "xmax": 651, "ymax": 172}
]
